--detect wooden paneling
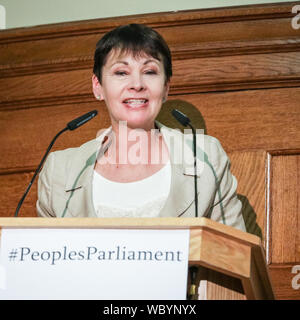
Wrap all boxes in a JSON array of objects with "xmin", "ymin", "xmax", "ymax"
[
  {"xmin": 206, "ymin": 270, "xmax": 246, "ymax": 300},
  {"xmin": 0, "ymin": 2, "xmax": 300, "ymax": 299},
  {"xmin": 0, "ymin": 172, "xmax": 37, "ymax": 217},
  {"xmin": 1, "ymin": 3, "xmax": 300, "ymax": 96},
  {"xmin": 266, "ymin": 152, "xmax": 300, "ymax": 299},
  {"xmin": 269, "ymin": 264, "xmax": 300, "ymax": 300},
  {"xmin": 0, "ymin": 3, "xmax": 299, "ymax": 74},
  {"xmin": 269, "ymin": 153, "xmax": 300, "ymax": 264},
  {"xmin": 163, "ymin": 87, "xmax": 300, "ymax": 152},
  {"xmin": 2, "ymin": 51, "xmax": 300, "ymax": 107},
  {"xmin": 0, "ymin": 69, "xmax": 92, "ymax": 103},
  {"xmin": 229, "ymin": 151, "xmax": 266, "ymax": 240}
]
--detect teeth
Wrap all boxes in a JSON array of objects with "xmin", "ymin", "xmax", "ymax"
[{"xmin": 125, "ymin": 99, "xmax": 147, "ymax": 104}]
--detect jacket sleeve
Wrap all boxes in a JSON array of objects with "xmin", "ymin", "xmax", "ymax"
[
  {"xmin": 36, "ymin": 152, "xmax": 56, "ymax": 217},
  {"xmin": 206, "ymin": 137, "xmax": 246, "ymax": 232}
]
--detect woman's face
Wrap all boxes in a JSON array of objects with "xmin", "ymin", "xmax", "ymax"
[{"xmin": 92, "ymin": 49, "xmax": 169, "ymax": 131}]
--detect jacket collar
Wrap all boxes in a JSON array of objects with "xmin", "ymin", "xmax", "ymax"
[{"xmin": 64, "ymin": 127, "xmax": 112, "ymax": 191}]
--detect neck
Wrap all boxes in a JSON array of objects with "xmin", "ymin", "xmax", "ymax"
[{"xmin": 104, "ymin": 121, "xmax": 168, "ymax": 166}]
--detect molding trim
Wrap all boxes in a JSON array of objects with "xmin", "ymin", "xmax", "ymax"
[
  {"xmin": 1, "ymin": 37, "xmax": 300, "ymax": 78},
  {"xmin": 0, "ymin": 2, "xmax": 298, "ymax": 43}
]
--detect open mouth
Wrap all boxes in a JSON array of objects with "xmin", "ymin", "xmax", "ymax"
[{"xmin": 123, "ymin": 99, "xmax": 149, "ymax": 108}]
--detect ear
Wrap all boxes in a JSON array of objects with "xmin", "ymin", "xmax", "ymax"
[
  {"xmin": 163, "ymin": 81, "xmax": 170, "ymax": 102},
  {"xmin": 92, "ymin": 74, "xmax": 103, "ymax": 101}
]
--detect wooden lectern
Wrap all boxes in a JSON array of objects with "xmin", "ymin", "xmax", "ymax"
[{"xmin": 0, "ymin": 217, "xmax": 275, "ymax": 300}]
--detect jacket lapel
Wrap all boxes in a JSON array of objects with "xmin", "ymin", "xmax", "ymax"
[
  {"xmin": 61, "ymin": 127, "xmax": 112, "ymax": 217},
  {"xmin": 157, "ymin": 123, "xmax": 201, "ymax": 218}
]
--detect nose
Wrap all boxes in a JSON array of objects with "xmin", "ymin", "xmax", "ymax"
[{"xmin": 128, "ymin": 72, "xmax": 145, "ymax": 92}]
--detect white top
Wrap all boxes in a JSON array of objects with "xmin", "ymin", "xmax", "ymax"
[{"xmin": 92, "ymin": 161, "xmax": 171, "ymax": 217}]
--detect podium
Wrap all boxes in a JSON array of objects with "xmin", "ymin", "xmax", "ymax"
[{"xmin": 0, "ymin": 217, "xmax": 275, "ymax": 300}]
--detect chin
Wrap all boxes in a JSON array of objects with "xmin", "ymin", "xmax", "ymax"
[
  {"xmin": 120, "ymin": 112, "xmax": 155, "ymax": 130},
  {"xmin": 126, "ymin": 119, "xmax": 154, "ymax": 130}
]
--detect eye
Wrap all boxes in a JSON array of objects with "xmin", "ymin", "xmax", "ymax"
[
  {"xmin": 144, "ymin": 69, "xmax": 157, "ymax": 75},
  {"xmin": 114, "ymin": 71, "xmax": 128, "ymax": 76}
]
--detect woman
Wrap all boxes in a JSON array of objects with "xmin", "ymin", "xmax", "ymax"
[{"xmin": 37, "ymin": 24, "xmax": 246, "ymax": 232}]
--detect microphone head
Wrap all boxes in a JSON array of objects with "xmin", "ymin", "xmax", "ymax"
[
  {"xmin": 67, "ymin": 110, "xmax": 98, "ymax": 131},
  {"xmin": 171, "ymin": 109, "xmax": 190, "ymax": 127}
]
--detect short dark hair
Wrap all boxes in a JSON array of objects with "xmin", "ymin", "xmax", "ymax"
[{"xmin": 93, "ymin": 24, "xmax": 172, "ymax": 83}]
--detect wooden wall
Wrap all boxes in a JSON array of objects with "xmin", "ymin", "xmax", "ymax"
[{"xmin": 0, "ymin": 2, "xmax": 300, "ymax": 299}]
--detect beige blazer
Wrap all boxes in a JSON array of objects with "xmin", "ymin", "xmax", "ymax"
[{"xmin": 37, "ymin": 122, "xmax": 246, "ymax": 232}]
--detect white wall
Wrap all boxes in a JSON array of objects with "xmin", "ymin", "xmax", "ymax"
[{"xmin": 0, "ymin": 0, "xmax": 295, "ymax": 29}]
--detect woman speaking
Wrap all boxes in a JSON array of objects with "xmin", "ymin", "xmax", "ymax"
[{"xmin": 37, "ymin": 24, "xmax": 246, "ymax": 232}]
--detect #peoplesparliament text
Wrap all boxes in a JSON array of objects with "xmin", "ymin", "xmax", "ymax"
[{"xmin": 7, "ymin": 245, "xmax": 183, "ymax": 266}]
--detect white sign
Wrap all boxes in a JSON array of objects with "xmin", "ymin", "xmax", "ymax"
[{"xmin": 0, "ymin": 228, "xmax": 190, "ymax": 300}]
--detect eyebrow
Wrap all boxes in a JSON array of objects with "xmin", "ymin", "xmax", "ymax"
[
  {"xmin": 111, "ymin": 59, "xmax": 159, "ymax": 67},
  {"xmin": 143, "ymin": 59, "xmax": 159, "ymax": 65},
  {"xmin": 111, "ymin": 60, "xmax": 128, "ymax": 66}
]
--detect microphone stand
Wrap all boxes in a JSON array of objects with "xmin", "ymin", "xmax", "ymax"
[
  {"xmin": 171, "ymin": 109, "xmax": 200, "ymax": 299},
  {"xmin": 14, "ymin": 127, "xmax": 68, "ymax": 217},
  {"xmin": 171, "ymin": 109, "xmax": 198, "ymax": 218},
  {"xmin": 187, "ymin": 123, "xmax": 198, "ymax": 218}
]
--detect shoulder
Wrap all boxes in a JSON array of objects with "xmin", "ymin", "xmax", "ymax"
[
  {"xmin": 39, "ymin": 137, "xmax": 99, "ymax": 183},
  {"xmin": 202, "ymin": 134, "xmax": 229, "ymax": 167},
  {"xmin": 50, "ymin": 138, "xmax": 100, "ymax": 165}
]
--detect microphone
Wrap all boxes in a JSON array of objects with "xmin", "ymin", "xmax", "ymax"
[
  {"xmin": 171, "ymin": 109, "xmax": 198, "ymax": 218},
  {"xmin": 171, "ymin": 109, "xmax": 190, "ymax": 127},
  {"xmin": 14, "ymin": 110, "xmax": 98, "ymax": 217},
  {"xmin": 67, "ymin": 110, "xmax": 98, "ymax": 130}
]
